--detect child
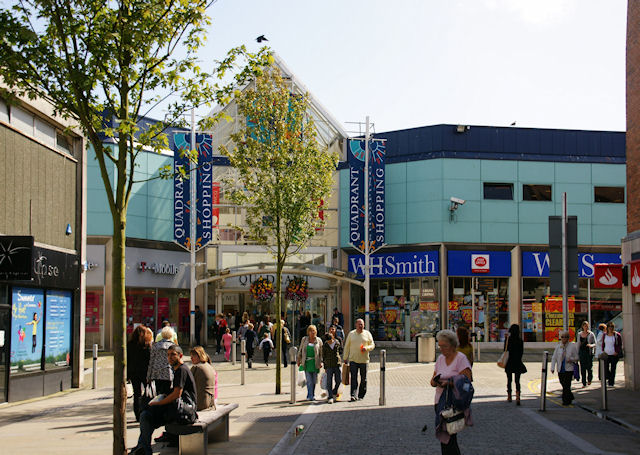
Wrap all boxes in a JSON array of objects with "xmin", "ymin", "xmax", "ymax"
[
  {"xmin": 222, "ymin": 327, "xmax": 233, "ymax": 361},
  {"xmin": 259, "ymin": 332, "xmax": 274, "ymax": 366}
]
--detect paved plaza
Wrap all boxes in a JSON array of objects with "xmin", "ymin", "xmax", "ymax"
[{"xmin": 0, "ymin": 350, "xmax": 638, "ymax": 454}]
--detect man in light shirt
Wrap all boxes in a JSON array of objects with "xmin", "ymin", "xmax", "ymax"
[{"xmin": 342, "ymin": 318, "xmax": 375, "ymax": 401}]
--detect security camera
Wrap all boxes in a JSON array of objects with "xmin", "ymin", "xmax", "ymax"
[{"xmin": 450, "ymin": 197, "xmax": 465, "ymax": 205}]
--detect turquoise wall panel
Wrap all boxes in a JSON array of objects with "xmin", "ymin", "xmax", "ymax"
[
  {"xmin": 593, "ymin": 204, "xmax": 626, "ymax": 225},
  {"xmin": 386, "ymin": 162, "xmax": 406, "ymax": 181},
  {"xmin": 386, "ymin": 223, "xmax": 406, "ymax": 245},
  {"xmin": 482, "ymin": 222, "xmax": 518, "ymax": 244},
  {"xmin": 591, "ymin": 164, "xmax": 626, "ymax": 185},
  {"xmin": 518, "ymin": 223, "xmax": 548, "ymax": 244},
  {"xmin": 443, "ymin": 221, "xmax": 481, "ymax": 243},
  {"xmin": 451, "ymin": 200, "xmax": 481, "ymax": 222},
  {"xmin": 554, "ymin": 183, "xmax": 592, "ymax": 204},
  {"xmin": 442, "ymin": 159, "xmax": 480, "ymax": 180},
  {"xmin": 386, "ymin": 183, "xmax": 406, "ymax": 204},
  {"xmin": 481, "ymin": 160, "xmax": 518, "ymax": 182},
  {"xmin": 480, "ymin": 201, "xmax": 518, "ymax": 223},
  {"xmin": 148, "ymin": 217, "xmax": 172, "ymax": 241},
  {"xmin": 518, "ymin": 202, "xmax": 555, "ymax": 223},
  {"xmin": 442, "ymin": 180, "xmax": 482, "ymax": 204},
  {"xmin": 386, "ymin": 203, "xmax": 407, "ymax": 225},
  {"xmin": 406, "ymin": 160, "xmax": 441, "ymax": 181},
  {"xmin": 518, "ymin": 162, "xmax": 555, "ymax": 183},
  {"xmin": 555, "ymin": 163, "xmax": 591, "ymax": 184}
]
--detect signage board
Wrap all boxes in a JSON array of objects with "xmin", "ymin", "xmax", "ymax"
[
  {"xmin": 0, "ymin": 235, "xmax": 33, "ymax": 280},
  {"xmin": 522, "ymin": 252, "xmax": 622, "ymax": 278},
  {"xmin": 593, "ymin": 263, "xmax": 623, "ymax": 289},
  {"xmin": 348, "ymin": 251, "xmax": 439, "ymax": 278}
]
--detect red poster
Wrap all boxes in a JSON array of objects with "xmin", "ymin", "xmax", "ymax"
[
  {"xmin": 630, "ymin": 260, "xmax": 640, "ymax": 294},
  {"xmin": 85, "ymin": 293, "xmax": 100, "ymax": 333},
  {"xmin": 448, "ymin": 301, "xmax": 459, "ymax": 311},
  {"xmin": 142, "ymin": 297, "xmax": 155, "ymax": 318},
  {"xmin": 544, "ymin": 296, "xmax": 575, "ymax": 342},
  {"xmin": 420, "ymin": 301, "xmax": 439, "ymax": 312},
  {"xmin": 594, "ymin": 263, "xmax": 623, "ymax": 289},
  {"xmin": 212, "ymin": 182, "xmax": 220, "ymax": 227},
  {"xmin": 157, "ymin": 298, "xmax": 170, "ymax": 321},
  {"xmin": 178, "ymin": 297, "xmax": 190, "ymax": 332}
]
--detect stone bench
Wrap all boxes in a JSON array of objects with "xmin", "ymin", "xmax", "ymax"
[{"xmin": 165, "ymin": 403, "xmax": 238, "ymax": 455}]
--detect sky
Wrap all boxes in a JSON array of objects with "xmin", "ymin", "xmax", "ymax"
[{"xmin": 188, "ymin": 0, "xmax": 627, "ymax": 135}]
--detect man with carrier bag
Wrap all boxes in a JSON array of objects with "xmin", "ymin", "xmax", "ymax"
[{"xmin": 131, "ymin": 345, "xmax": 198, "ymax": 455}]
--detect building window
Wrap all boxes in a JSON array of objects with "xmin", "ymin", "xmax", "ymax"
[
  {"xmin": 56, "ymin": 133, "xmax": 74, "ymax": 156},
  {"xmin": 483, "ymin": 182, "xmax": 513, "ymax": 200},
  {"xmin": 594, "ymin": 186, "xmax": 624, "ymax": 203},
  {"xmin": 0, "ymin": 98, "xmax": 8, "ymax": 123},
  {"xmin": 523, "ymin": 184, "xmax": 552, "ymax": 201}
]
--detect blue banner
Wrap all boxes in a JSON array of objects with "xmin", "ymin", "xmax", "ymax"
[
  {"xmin": 45, "ymin": 290, "xmax": 72, "ymax": 369},
  {"xmin": 447, "ymin": 251, "xmax": 512, "ymax": 277},
  {"xmin": 173, "ymin": 133, "xmax": 214, "ymax": 250},
  {"xmin": 522, "ymin": 252, "xmax": 622, "ymax": 278},
  {"xmin": 348, "ymin": 251, "xmax": 439, "ymax": 278},
  {"xmin": 11, "ymin": 287, "xmax": 44, "ymax": 372},
  {"xmin": 348, "ymin": 139, "xmax": 385, "ymax": 253}
]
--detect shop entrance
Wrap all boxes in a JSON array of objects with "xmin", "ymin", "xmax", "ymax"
[
  {"xmin": 448, "ymin": 277, "xmax": 509, "ymax": 342},
  {"xmin": 0, "ymin": 296, "xmax": 9, "ymax": 403}
]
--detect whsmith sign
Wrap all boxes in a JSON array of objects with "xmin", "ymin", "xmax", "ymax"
[
  {"xmin": 522, "ymin": 252, "xmax": 621, "ymax": 278},
  {"xmin": 348, "ymin": 251, "xmax": 439, "ymax": 278}
]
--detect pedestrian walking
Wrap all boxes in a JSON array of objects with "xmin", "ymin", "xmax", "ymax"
[
  {"xmin": 127, "ymin": 325, "xmax": 152, "ymax": 421},
  {"xmin": 215, "ymin": 314, "xmax": 227, "ymax": 354},
  {"xmin": 456, "ymin": 326, "xmax": 473, "ymax": 367},
  {"xmin": 430, "ymin": 329, "xmax": 472, "ymax": 455},
  {"xmin": 147, "ymin": 326, "xmax": 176, "ymax": 395},
  {"xmin": 551, "ymin": 330, "xmax": 579, "ymax": 406},
  {"xmin": 189, "ymin": 346, "xmax": 217, "ymax": 411},
  {"xmin": 271, "ymin": 319, "xmax": 291, "ymax": 367},
  {"xmin": 601, "ymin": 321, "xmax": 623, "ymax": 386},
  {"xmin": 222, "ymin": 327, "xmax": 233, "ymax": 361},
  {"xmin": 245, "ymin": 323, "xmax": 258, "ymax": 368},
  {"xmin": 504, "ymin": 324, "xmax": 527, "ymax": 405},
  {"xmin": 155, "ymin": 319, "xmax": 178, "ymax": 344},
  {"xmin": 194, "ymin": 305, "xmax": 204, "ymax": 346},
  {"xmin": 342, "ymin": 318, "xmax": 375, "ymax": 401},
  {"xmin": 330, "ymin": 316, "xmax": 345, "ymax": 344},
  {"xmin": 577, "ymin": 320, "xmax": 596, "ymax": 387},
  {"xmin": 297, "ymin": 325, "xmax": 323, "ymax": 401},
  {"xmin": 594, "ymin": 323, "xmax": 606, "ymax": 380},
  {"xmin": 322, "ymin": 327, "xmax": 342, "ymax": 403},
  {"xmin": 259, "ymin": 332, "xmax": 274, "ymax": 366}
]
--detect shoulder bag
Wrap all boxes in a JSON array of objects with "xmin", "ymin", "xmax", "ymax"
[
  {"xmin": 497, "ymin": 336, "xmax": 509, "ymax": 368},
  {"xmin": 441, "ymin": 387, "xmax": 466, "ymax": 434}
]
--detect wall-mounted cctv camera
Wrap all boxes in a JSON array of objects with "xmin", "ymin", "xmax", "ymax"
[{"xmin": 450, "ymin": 197, "xmax": 465, "ymax": 205}]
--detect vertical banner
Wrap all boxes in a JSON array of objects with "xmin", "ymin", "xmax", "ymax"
[
  {"xmin": 347, "ymin": 138, "xmax": 386, "ymax": 253},
  {"xmin": 45, "ymin": 290, "xmax": 72, "ymax": 369},
  {"xmin": 212, "ymin": 182, "xmax": 220, "ymax": 228},
  {"xmin": 11, "ymin": 287, "xmax": 44, "ymax": 372},
  {"xmin": 173, "ymin": 133, "xmax": 214, "ymax": 250}
]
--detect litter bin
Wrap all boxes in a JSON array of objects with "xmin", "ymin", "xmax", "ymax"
[{"xmin": 416, "ymin": 332, "xmax": 436, "ymax": 363}]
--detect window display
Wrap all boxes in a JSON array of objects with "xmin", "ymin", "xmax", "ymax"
[{"xmin": 10, "ymin": 287, "xmax": 44, "ymax": 374}]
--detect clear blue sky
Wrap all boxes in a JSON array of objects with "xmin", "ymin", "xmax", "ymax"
[{"xmin": 194, "ymin": 0, "xmax": 627, "ymax": 134}]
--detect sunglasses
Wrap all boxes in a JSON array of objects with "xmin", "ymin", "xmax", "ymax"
[{"xmin": 561, "ymin": 336, "xmax": 569, "ymax": 339}]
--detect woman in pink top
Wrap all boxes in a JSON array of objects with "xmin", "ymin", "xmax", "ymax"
[
  {"xmin": 430, "ymin": 329, "xmax": 472, "ymax": 455},
  {"xmin": 222, "ymin": 328, "xmax": 233, "ymax": 361}
]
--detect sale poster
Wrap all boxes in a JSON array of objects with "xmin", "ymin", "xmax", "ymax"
[
  {"xmin": 45, "ymin": 290, "xmax": 72, "ymax": 369},
  {"xmin": 11, "ymin": 287, "xmax": 44, "ymax": 372},
  {"xmin": 544, "ymin": 296, "xmax": 575, "ymax": 342},
  {"xmin": 85, "ymin": 292, "xmax": 100, "ymax": 333}
]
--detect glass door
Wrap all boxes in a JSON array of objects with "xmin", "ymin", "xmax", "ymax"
[{"xmin": 0, "ymin": 285, "xmax": 9, "ymax": 402}]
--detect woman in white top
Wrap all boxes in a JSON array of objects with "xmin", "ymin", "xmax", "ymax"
[
  {"xmin": 602, "ymin": 322, "xmax": 623, "ymax": 386},
  {"xmin": 550, "ymin": 330, "xmax": 579, "ymax": 406}
]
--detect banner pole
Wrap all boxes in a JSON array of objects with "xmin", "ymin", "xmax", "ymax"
[
  {"xmin": 190, "ymin": 109, "xmax": 196, "ymax": 347},
  {"xmin": 562, "ymin": 192, "xmax": 568, "ymax": 332},
  {"xmin": 364, "ymin": 116, "xmax": 370, "ymax": 332}
]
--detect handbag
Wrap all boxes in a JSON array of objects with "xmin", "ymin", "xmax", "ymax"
[
  {"xmin": 174, "ymin": 392, "xmax": 197, "ymax": 425},
  {"xmin": 342, "ymin": 364, "xmax": 350, "ymax": 386},
  {"xmin": 138, "ymin": 381, "xmax": 156, "ymax": 413},
  {"xmin": 441, "ymin": 388, "xmax": 466, "ymax": 435},
  {"xmin": 283, "ymin": 328, "xmax": 291, "ymax": 344},
  {"xmin": 497, "ymin": 337, "xmax": 509, "ymax": 368}
]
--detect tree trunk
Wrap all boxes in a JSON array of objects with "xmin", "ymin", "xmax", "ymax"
[
  {"xmin": 275, "ymin": 260, "xmax": 283, "ymax": 394},
  {"xmin": 112, "ymin": 212, "xmax": 127, "ymax": 454}
]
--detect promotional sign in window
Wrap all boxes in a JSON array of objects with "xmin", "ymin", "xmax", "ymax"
[
  {"xmin": 45, "ymin": 290, "xmax": 72, "ymax": 369},
  {"xmin": 593, "ymin": 263, "xmax": 623, "ymax": 289},
  {"xmin": 11, "ymin": 287, "xmax": 44, "ymax": 373},
  {"xmin": 544, "ymin": 296, "xmax": 575, "ymax": 342},
  {"xmin": 630, "ymin": 260, "xmax": 640, "ymax": 294}
]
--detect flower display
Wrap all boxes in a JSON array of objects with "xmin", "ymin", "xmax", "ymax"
[
  {"xmin": 285, "ymin": 277, "xmax": 308, "ymax": 302},
  {"xmin": 250, "ymin": 276, "xmax": 274, "ymax": 302}
]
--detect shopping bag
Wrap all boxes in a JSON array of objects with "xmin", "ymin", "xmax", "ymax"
[
  {"xmin": 138, "ymin": 381, "xmax": 156, "ymax": 412},
  {"xmin": 297, "ymin": 369, "xmax": 306, "ymax": 388},
  {"xmin": 342, "ymin": 364, "xmax": 350, "ymax": 386},
  {"xmin": 497, "ymin": 351, "xmax": 509, "ymax": 369},
  {"xmin": 320, "ymin": 372, "xmax": 327, "ymax": 390}
]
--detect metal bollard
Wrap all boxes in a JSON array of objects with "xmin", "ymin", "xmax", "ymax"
[
  {"xmin": 539, "ymin": 351, "xmax": 549, "ymax": 411},
  {"xmin": 92, "ymin": 344, "xmax": 98, "ymax": 389},
  {"xmin": 379, "ymin": 349, "xmax": 386, "ymax": 406},
  {"xmin": 290, "ymin": 346, "xmax": 298, "ymax": 404},
  {"xmin": 241, "ymin": 339, "xmax": 246, "ymax": 385},
  {"xmin": 232, "ymin": 331, "xmax": 237, "ymax": 365},
  {"xmin": 600, "ymin": 358, "xmax": 608, "ymax": 410}
]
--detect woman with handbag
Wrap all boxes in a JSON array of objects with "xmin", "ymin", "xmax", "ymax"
[
  {"xmin": 551, "ymin": 330, "xmax": 579, "ymax": 406},
  {"xmin": 503, "ymin": 324, "xmax": 527, "ymax": 405},
  {"xmin": 577, "ymin": 321, "xmax": 596, "ymax": 387},
  {"xmin": 297, "ymin": 324, "xmax": 323, "ymax": 401},
  {"xmin": 127, "ymin": 325, "xmax": 153, "ymax": 421},
  {"xmin": 602, "ymin": 321, "xmax": 623, "ymax": 386},
  {"xmin": 430, "ymin": 329, "xmax": 472, "ymax": 455}
]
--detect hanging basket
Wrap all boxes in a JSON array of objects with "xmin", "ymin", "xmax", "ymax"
[
  {"xmin": 250, "ymin": 276, "xmax": 274, "ymax": 302},
  {"xmin": 285, "ymin": 277, "xmax": 308, "ymax": 302}
]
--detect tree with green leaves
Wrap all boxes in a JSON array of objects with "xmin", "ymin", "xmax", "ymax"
[
  {"xmin": 221, "ymin": 66, "xmax": 339, "ymax": 394},
  {"xmin": 0, "ymin": 1, "xmax": 270, "ymax": 453}
]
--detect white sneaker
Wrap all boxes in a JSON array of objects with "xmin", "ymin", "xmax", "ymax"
[{"xmin": 327, "ymin": 398, "xmax": 334, "ymax": 404}]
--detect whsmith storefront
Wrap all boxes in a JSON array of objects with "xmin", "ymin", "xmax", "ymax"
[
  {"xmin": 0, "ymin": 236, "xmax": 81, "ymax": 402},
  {"xmin": 347, "ymin": 247, "xmax": 622, "ymax": 346}
]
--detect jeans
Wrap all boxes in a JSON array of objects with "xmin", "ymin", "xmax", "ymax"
[
  {"xmin": 605, "ymin": 356, "xmax": 619, "ymax": 386},
  {"xmin": 325, "ymin": 367, "xmax": 341, "ymax": 399},
  {"xmin": 305, "ymin": 371, "xmax": 318, "ymax": 400},
  {"xmin": 558, "ymin": 371, "xmax": 575, "ymax": 405},
  {"xmin": 137, "ymin": 404, "xmax": 169, "ymax": 455},
  {"xmin": 350, "ymin": 361, "xmax": 367, "ymax": 399},
  {"xmin": 131, "ymin": 378, "xmax": 144, "ymax": 421},
  {"xmin": 506, "ymin": 372, "xmax": 521, "ymax": 394}
]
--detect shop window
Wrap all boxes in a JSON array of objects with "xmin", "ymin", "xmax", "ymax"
[
  {"xmin": 523, "ymin": 184, "xmax": 552, "ymax": 201},
  {"xmin": 44, "ymin": 290, "xmax": 72, "ymax": 370},
  {"xmin": 34, "ymin": 117, "xmax": 55, "ymax": 148},
  {"xmin": 10, "ymin": 287, "xmax": 44, "ymax": 375},
  {"xmin": 85, "ymin": 290, "xmax": 104, "ymax": 350},
  {"xmin": 594, "ymin": 186, "xmax": 624, "ymax": 203},
  {"xmin": 483, "ymin": 182, "xmax": 513, "ymax": 200}
]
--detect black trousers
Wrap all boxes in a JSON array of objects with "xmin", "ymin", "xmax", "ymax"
[
  {"xmin": 441, "ymin": 434, "xmax": 461, "ymax": 455},
  {"xmin": 350, "ymin": 361, "xmax": 367, "ymax": 399},
  {"xmin": 558, "ymin": 371, "xmax": 574, "ymax": 405},
  {"xmin": 506, "ymin": 372, "xmax": 521, "ymax": 393},
  {"xmin": 131, "ymin": 378, "xmax": 144, "ymax": 421},
  {"xmin": 605, "ymin": 356, "xmax": 619, "ymax": 386},
  {"xmin": 282, "ymin": 342, "xmax": 289, "ymax": 367},
  {"xmin": 580, "ymin": 361, "xmax": 593, "ymax": 386}
]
